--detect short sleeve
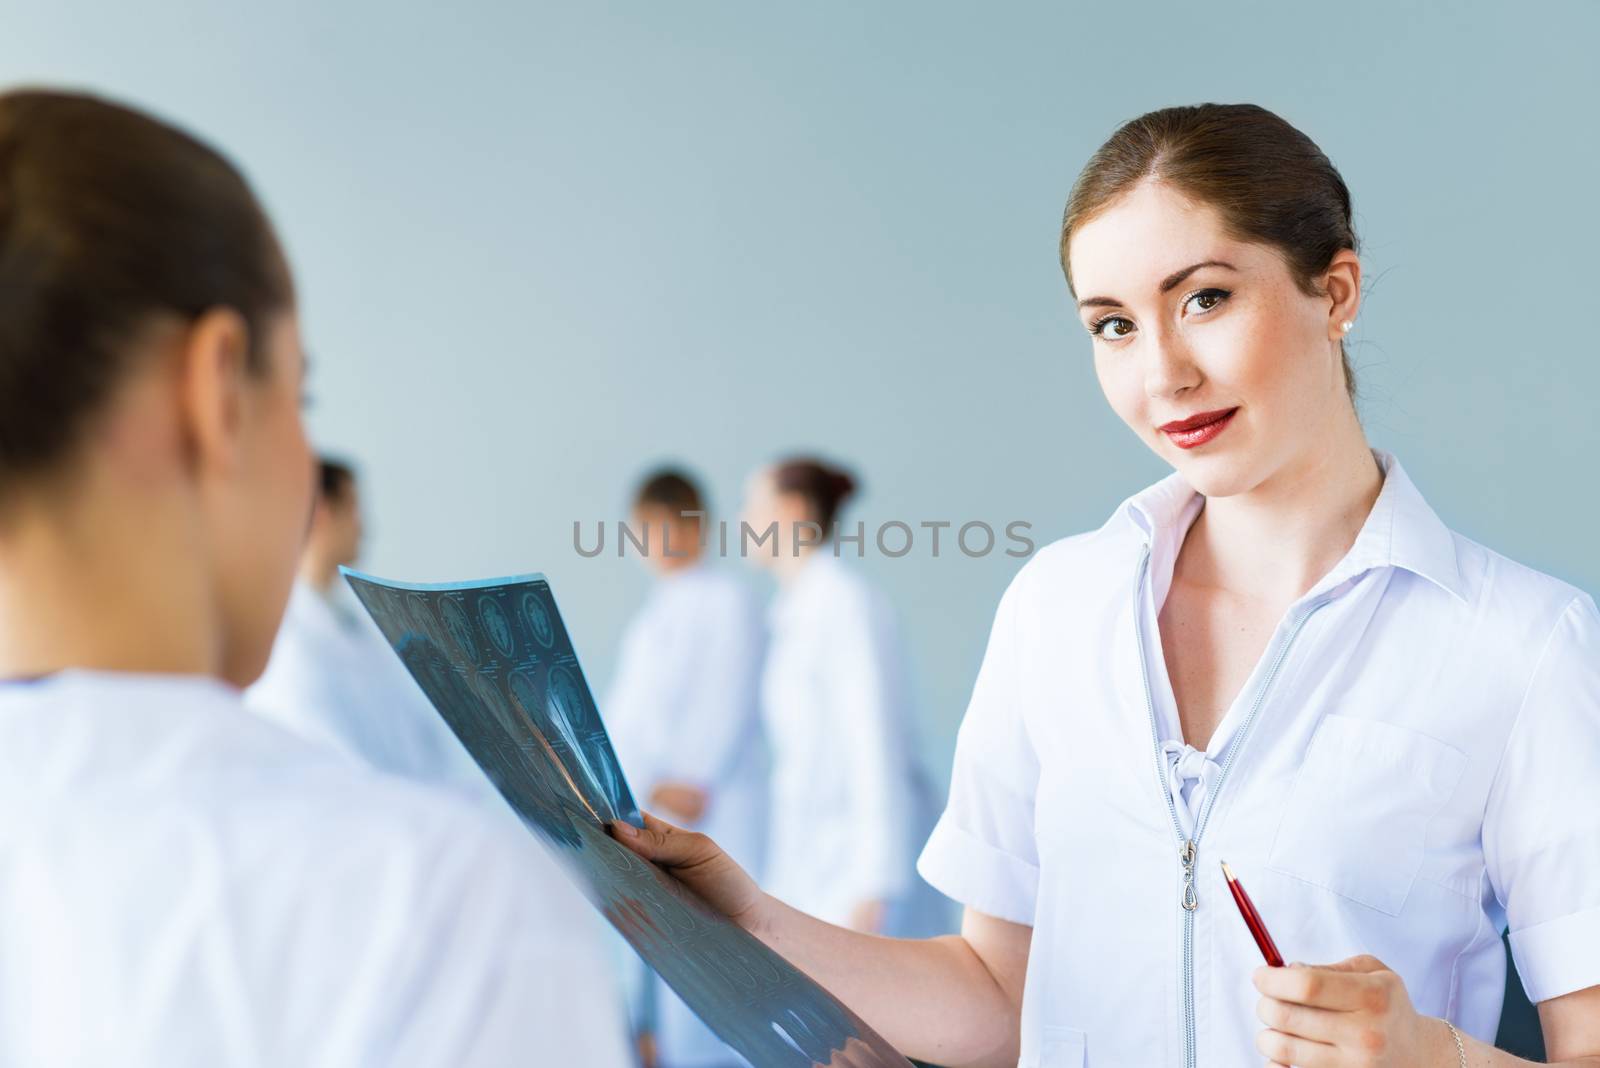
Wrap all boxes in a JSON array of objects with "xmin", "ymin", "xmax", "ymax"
[
  {"xmin": 916, "ymin": 573, "xmax": 1041, "ymax": 926},
  {"xmin": 1484, "ymin": 592, "xmax": 1600, "ymax": 1004}
]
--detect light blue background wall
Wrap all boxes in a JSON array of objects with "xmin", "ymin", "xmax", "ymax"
[{"xmin": 4, "ymin": 0, "xmax": 1595, "ymax": 787}]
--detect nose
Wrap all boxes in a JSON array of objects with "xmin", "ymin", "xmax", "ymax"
[{"xmin": 1142, "ymin": 325, "xmax": 1202, "ymax": 400}]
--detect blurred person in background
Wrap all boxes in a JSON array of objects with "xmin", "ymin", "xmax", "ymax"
[
  {"xmin": 604, "ymin": 467, "xmax": 767, "ymax": 1068},
  {"xmin": 0, "ymin": 88, "xmax": 629, "ymax": 1067},
  {"xmin": 739, "ymin": 457, "xmax": 945, "ymax": 939},
  {"xmin": 248, "ymin": 457, "xmax": 625, "ymax": 1022},
  {"xmin": 247, "ymin": 456, "xmax": 484, "ymax": 792}
]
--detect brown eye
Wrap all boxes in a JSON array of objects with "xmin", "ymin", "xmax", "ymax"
[
  {"xmin": 1186, "ymin": 288, "xmax": 1230, "ymax": 314},
  {"xmin": 1091, "ymin": 316, "xmax": 1135, "ymax": 341}
]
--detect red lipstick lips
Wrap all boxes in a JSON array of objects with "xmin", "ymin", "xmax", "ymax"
[{"xmin": 1160, "ymin": 407, "xmax": 1237, "ymax": 449}]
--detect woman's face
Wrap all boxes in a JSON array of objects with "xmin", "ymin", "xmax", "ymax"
[
  {"xmin": 737, "ymin": 467, "xmax": 812, "ymax": 569},
  {"xmin": 738, "ymin": 468, "xmax": 782, "ymax": 571},
  {"xmin": 1066, "ymin": 178, "xmax": 1359, "ymax": 499},
  {"xmin": 211, "ymin": 308, "xmax": 315, "ymax": 686}
]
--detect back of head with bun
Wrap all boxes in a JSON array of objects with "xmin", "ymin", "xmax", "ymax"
[
  {"xmin": 772, "ymin": 457, "xmax": 858, "ymax": 533},
  {"xmin": 0, "ymin": 88, "xmax": 292, "ymax": 503}
]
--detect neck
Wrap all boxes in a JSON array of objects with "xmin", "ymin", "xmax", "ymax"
[
  {"xmin": 298, "ymin": 552, "xmax": 340, "ymax": 595},
  {"xmin": 1180, "ymin": 406, "xmax": 1381, "ymax": 604},
  {"xmin": 772, "ymin": 541, "xmax": 824, "ymax": 584},
  {"xmin": 0, "ymin": 477, "xmax": 218, "ymax": 681},
  {"xmin": 655, "ymin": 548, "xmax": 704, "ymax": 577}
]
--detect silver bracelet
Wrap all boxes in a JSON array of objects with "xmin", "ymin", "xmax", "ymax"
[{"xmin": 1443, "ymin": 1019, "xmax": 1467, "ymax": 1068}]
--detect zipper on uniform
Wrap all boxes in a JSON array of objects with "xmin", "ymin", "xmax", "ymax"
[{"xmin": 1131, "ymin": 544, "xmax": 1334, "ymax": 1067}]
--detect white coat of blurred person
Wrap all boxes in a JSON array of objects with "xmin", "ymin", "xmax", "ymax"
[
  {"xmin": 603, "ymin": 468, "xmax": 767, "ymax": 1068},
  {"xmin": 250, "ymin": 458, "xmax": 629, "ymax": 1056},
  {"xmin": 247, "ymin": 456, "xmax": 485, "ymax": 791},
  {"xmin": 739, "ymin": 457, "xmax": 947, "ymax": 938},
  {"xmin": 0, "ymin": 89, "xmax": 629, "ymax": 1067}
]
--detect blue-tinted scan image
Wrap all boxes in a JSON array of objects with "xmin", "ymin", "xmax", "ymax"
[{"xmin": 343, "ymin": 569, "xmax": 913, "ymax": 1068}]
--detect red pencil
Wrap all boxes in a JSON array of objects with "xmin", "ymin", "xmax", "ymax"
[{"xmin": 1221, "ymin": 861, "xmax": 1284, "ymax": 967}]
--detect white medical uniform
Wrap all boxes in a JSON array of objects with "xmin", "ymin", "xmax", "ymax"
[
  {"xmin": 247, "ymin": 581, "xmax": 482, "ymax": 793},
  {"xmin": 917, "ymin": 448, "xmax": 1600, "ymax": 1067},
  {"xmin": 0, "ymin": 670, "xmax": 633, "ymax": 1068},
  {"xmin": 604, "ymin": 562, "xmax": 767, "ymax": 1068},
  {"xmin": 762, "ymin": 552, "xmax": 944, "ymax": 935}
]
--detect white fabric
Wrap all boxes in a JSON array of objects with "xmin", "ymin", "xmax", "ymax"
[
  {"xmin": 246, "ymin": 582, "xmax": 484, "ymax": 795},
  {"xmin": 762, "ymin": 553, "xmax": 943, "ymax": 933},
  {"xmin": 0, "ymin": 670, "xmax": 633, "ymax": 1068},
  {"xmin": 1159, "ymin": 740, "xmax": 1219, "ymax": 841},
  {"xmin": 603, "ymin": 563, "xmax": 767, "ymax": 1068},
  {"xmin": 918, "ymin": 448, "xmax": 1600, "ymax": 1067}
]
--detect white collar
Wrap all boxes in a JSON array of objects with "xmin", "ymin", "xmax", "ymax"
[
  {"xmin": 768, "ymin": 551, "xmax": 847, "ymax": 625},
  {"xmin": 1117, "ymin": 448, "xmax": 1467, "ymax": 603}
]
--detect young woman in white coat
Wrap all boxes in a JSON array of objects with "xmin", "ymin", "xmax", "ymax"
[
  {"xmin": 613, "ymin": 103, "xmax": 1600, "ymax": 1068},
  {"xmin": 0, "ymin": 89, "xmax": 628, "ymax": 1067},
  {"xmin": 738, "ymin": 458, "xmax": 945, "ymax": 939}
]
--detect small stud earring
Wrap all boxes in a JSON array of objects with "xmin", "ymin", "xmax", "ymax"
[{"xmin": 1340, "ymin": 320, "xmax": 1353, "ymax": 332}]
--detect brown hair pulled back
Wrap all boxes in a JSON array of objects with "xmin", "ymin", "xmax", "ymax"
[
  {"xmin": 0, "ymin": 89, "xmax": 292, "ymax": 495},
  {"xmin": 773, "ymin": 457, "xmax": 857, "ymax": 534},
  {"xmin": 634, "ymin": 467, "xmax": 705, "ymax": 517},
  {"xmin": 317, "ymin": 457, "xmax": 357, "ymax": 506},
  {"xmin": 1060, "ymin": 103, "xmax": 1360, "ymax": 398}
]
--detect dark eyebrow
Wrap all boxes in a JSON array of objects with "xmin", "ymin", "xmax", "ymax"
[{"xmin": 1076, "ymin": 260, "xmax": 1237, "ymax": 310}]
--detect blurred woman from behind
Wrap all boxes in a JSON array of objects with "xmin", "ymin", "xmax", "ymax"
[{"xmin": 0, "ymin": 89, "xmax": 628, "ymax": 1067}]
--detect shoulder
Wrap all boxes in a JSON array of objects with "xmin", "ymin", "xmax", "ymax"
[
  {"xmin": 653, "ymin": 568, "xmax": 763, "ymax": 643},
  {"xmin": 209, "ymin": 724, "xmax": 604, "ymax": 988},
  {"xmin": 1453, "ymin": 529, "xmax": 1589, "ymax": 612},
  {"xmin": 811, "ymin": 556, "xmax": 902, "ymax": 631},
  {"xmin": 995, "ymin": 509, "xmax": 1137, "ymax": 624},
  {"xmin": 84, "ymin": 682, "xmax": 545, "ymax": 904},
  {"xmin": 1, "ymin": 679, "xmax": 582, "ymax": 1023},
  {"xmin": 691, "ymin": 565, "xmax": 763, "ymax": 615},
  {"xmin": 224, "ymin": 758, "xmax": 605, "ymax": 1050},
  {"xmin": 1449, "ymin": 530, "xmax": 1596, "ymax": 659},
  {"xmin": 227, "ymin": 718, "xmax": 514, "ymax": 861}
]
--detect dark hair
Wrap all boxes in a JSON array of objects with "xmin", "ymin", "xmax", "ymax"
[
  {"xmin": 318, "ymin": 457, "xmax": 356, "ymax": 504},
  {"xmin": 772, "ymin": 457, "xmax": 857, "ymax": 533},
  {"xmin": 633, "ymin": 467, "xmax": 705, "ymax": 517},
  {"xmin": 1060, "ymin": 103, "xmax": 1360, "ymax": 398},
  {"xmin": 0, "ymin": 88, "xmax": 293, "ymax": 495}
]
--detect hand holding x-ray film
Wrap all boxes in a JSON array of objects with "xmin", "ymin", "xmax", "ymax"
[{"xmin": 342, "ymin": 568, "xmax": 914, "ymax": 1068}]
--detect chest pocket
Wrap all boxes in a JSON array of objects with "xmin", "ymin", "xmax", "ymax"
[
  {"xmin": 1023, "ymin": 1026, "xmax": 1086, "ymax": 1067},
  {"xmin": 1266, "ymin": 714, "xmax": 1466, "ymax": 915}
]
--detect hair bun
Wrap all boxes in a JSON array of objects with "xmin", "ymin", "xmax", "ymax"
[{"xmin": 772, "ymin": 456, "xmax": 858, "ymax": 533}]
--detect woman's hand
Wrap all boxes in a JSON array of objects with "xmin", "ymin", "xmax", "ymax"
[
  {"xmin": 609, "ymin": 811, "xmax": 769, "ymax": 929},
  {"xmin": 634, "ymin": 1030, "xmax": 657, "ymax": 1068},
  {"xmin": 1252, "ymin": 955, "xmax": 1457, "ymax": 1067},
  {"xmin": 612, "ymin": 818, "xmax": 1032, "ymax": 1066}
]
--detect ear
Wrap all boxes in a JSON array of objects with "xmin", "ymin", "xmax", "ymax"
[
  {"xmin": 174, "ymin": 308, "xmax": 253, "ymax": 478},
  {"xmin": 1323, "ymin": 248, "xmax": 1362, "ymax": 339}
]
